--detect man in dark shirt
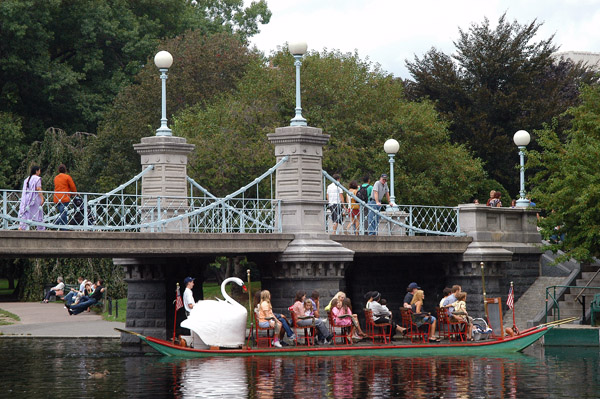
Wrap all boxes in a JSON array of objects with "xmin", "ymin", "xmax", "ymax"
[
  {"xmin": 67, "ymin": 279, "xmax": 105, "ymax": 315},
  {"xmin": 403, "ymin": 282, "xmax": 420, "ymax": 308}
]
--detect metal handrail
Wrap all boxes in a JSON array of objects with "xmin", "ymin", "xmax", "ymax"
[
  {"xmin": 545, "ymin": 285, "xmax": 600, "ymax": 324},
  {"xmin": 574, "ymin": 268, "xmax": 600, "ymax": 302}
]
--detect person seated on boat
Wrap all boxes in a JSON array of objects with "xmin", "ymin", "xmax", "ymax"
[
  {"xmin": 439, "ymin": 287, "xmax": 451, "ymax": 308},
  {"xmin": 403, "ymin": 282, "xmax": 420, "ymax": 309},
  {"xmin": 332, "ymin": 298, "xmax": 368, "ymax": 340},
  {"xmin": 451, "ymin": 292, "xmax": 473, "ymax": 340},
  {"xmin": 442, "ymin": 285, "xmax": 462, "ymax": 316},
  {"xmin": 410, "ymin": 290, "xmax": 441, "ymax": 342},
  {"xmin": 253, "ymin": 290, "xmax": 295, "ymax": 345},
  {"xmin": 331, "ymin": 298, "xmax": 352, "ymax": 327},
  {"xmin": 309, "ymin": 291, "xmax": 321, "ymax": 319},
  {"xmin": 324, "ymin": 291, "xmax": 346, "ymax": 312},
  {"xmin": 258, "ymin": 290, "xmax": 283, "ymax": 348},
  {"xmin": 291, "ymin": 291, "xmax": 333, "ymax": 344},
  {"xmin": 367, "ymin": 291, "xmax": 406, "ymax": 338},
  {"xmin": 42, "ymin": 276, "xmax": 65, "ymax": 303}
]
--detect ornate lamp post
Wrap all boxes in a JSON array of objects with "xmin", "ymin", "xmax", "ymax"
[
  {"xmin": 288, "ymin": 41, "xmax": 308, "ymax": 126},
  {"xmin": 384, "ymin": 138, "xmax": 400, "ymax": 208},
  {"xmin": 513, "ymin": 130, "xmax": 531, "ymax": 207},
  {"xmin": 154, "ymin": 50, "xmax": 174, "ymax": 136}
]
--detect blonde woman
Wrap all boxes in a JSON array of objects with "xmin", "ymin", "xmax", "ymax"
[
  {"xmin": 258, "ymin": 290, "xmax": 283, "ymax": 348},
  {"xmin": 410, "ymin": 290, "xmax": 440, "ymax": 342}
]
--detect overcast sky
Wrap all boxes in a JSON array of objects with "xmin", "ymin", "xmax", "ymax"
[{"xmin": 246, "ymin": 0, "xmax": 600, "ymax": 79}]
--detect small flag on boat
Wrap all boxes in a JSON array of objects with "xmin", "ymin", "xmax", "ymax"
[
  {"xmin": 507, "ymin": 285, "xmax": 514, "ymax": 310},
  {"xmin": 175, "ymin": 285, "xmax": 183, "ymax": 312}
]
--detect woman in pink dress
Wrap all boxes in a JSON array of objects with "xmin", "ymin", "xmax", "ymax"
[{"xmin": 18, "ymin": 166, "xmax": 45, "ymax": 230}]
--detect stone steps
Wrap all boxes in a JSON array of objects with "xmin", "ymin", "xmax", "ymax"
[{"xmin": 509, "ymin": 276, "xmax": 566, "ymax": 329}]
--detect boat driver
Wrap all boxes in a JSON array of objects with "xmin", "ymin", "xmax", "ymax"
[{"xmin": 183, "ymin": 276, "xmax": 195, "ymax": 316}]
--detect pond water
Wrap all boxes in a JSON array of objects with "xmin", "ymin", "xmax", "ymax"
[{"xmin": 0, "ymin": 339, "xmax": 598, "ymax": 398}]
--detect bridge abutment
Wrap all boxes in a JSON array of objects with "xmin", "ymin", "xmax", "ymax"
[{"xmin": 265, "ymin": 126, "xmax": 354, "ymax": 310}]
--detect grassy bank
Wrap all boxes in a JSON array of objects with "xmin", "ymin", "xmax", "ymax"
[{"xmin": 0, "ymin": 308, "xmax": 20, "ymax": 326}]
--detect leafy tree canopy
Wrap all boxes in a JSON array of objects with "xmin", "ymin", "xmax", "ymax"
[
  {"xmin": 529, "ymin": 85, "xmax": 600, "ymax": 262},
  {"xmin": 405, "ymin": 14, "xmax": 597, "ymax": 197},
  {"xmin": 0, "ymin": 113, "xmax": 26, "ymax": 189},
  {"xmin": 76, "ymin": 31, "xmax": 259, "ymax": 192},
  {"xmin": 175, "ymin": 48, "xmax": 486, "ymax": 205},
  {"xmin": 0, "ymin": 0, "xmax": 270, "ymax": 143}
]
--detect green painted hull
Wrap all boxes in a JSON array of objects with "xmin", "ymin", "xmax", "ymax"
[{"xmin": 130, "ymin": 327, "xmax": 550, "ymax": 358}]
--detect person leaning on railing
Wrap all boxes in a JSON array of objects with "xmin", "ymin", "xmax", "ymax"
[{"xmin": 53, "ymin": 164, "xmax": 77, "ymax": 228}]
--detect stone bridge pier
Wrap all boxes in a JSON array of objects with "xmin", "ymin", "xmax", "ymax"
[{"xmin": 264, "ymin": 126, "xmax": 354, "ymax": 314}]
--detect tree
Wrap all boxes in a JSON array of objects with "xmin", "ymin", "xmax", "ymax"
[
  {"xmin": 0, "ymin": 0, "xmax": 270, "ymax": 144},
  {"xmin": 175, "ymin": 48, "xmax": 486, "ymax": 205},
  {"xmin": 75, "ymin": 31, "xmax": 259, "ymax": 192},
  {"xmin": 529, "ymin": 85, "xmax": 600, "ymax": 262},
  {"xmin": 0, "ymin": 112, "xmax": 26, "ymax": 189},
  {"xmin": 405, "ymin": 14, "xmax": 597, "ymax": 197}
]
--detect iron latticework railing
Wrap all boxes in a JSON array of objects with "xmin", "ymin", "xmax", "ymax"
[
  {"xmin": 322, "ymin": 171, "xmax": 463, "ymax": 236},
  {"xmin": 1, "ymin": 159, "xmax": 287, "ymax": 233}
]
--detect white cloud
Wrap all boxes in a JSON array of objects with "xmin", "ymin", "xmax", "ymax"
[{"xmin": 246, "ymin": 0, "xmax": 600, "ymax": 79}]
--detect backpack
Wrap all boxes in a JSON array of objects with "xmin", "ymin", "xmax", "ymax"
[{"xmin": 356, "ymin": 184, "xmax": 369, "ymax": 203}]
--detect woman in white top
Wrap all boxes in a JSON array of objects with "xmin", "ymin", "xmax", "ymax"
[{"xmin": 43, "ymin": 277, "xmax": 65, "ymax": 303}]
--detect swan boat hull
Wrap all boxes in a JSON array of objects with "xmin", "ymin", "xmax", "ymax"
[{"xmin": 116, "ymin": 326, "xmax": 550, "ymax": 358}]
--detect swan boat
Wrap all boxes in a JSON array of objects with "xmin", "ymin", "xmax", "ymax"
[
  {"xmin": 117, "ymin": 323, "xmax": 552, "ymax": 358},
  {"xmin": 116, "ymin": 276, "xmax": 555, "ymax": 357}
]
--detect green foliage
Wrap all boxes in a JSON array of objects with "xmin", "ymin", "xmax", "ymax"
[
  {"xmin": 103, "ymin": 298, "xmax": 127, "ymax": 323},
  {"xmin": 176, "ymin": 48, "xmax": 485, "ymax": 205},
  {"xmin": 406, "ymin": 14, "xmax": 598, "ymax": 197},
  {"xmin": 0, "ymin": 308, "xmax": 20, "ymax": 325},
  {"xmin": 529, "ymin": 85, "xmax": 600, "ymax": 262},
  {"xmin": 0, "ymin": 112, "xmax": 26, "ymax": 189},
  {"xmin": 19, "ymin": 258, "xmax": 127, "ymax": 301},
  {"xmin": 77, "ymin": 31, "xmax": 257, "ymax": 192},
  {"xmin": 0, "ymin": 0, "xmax": 270, "ymax": 147},
  {"xmin": 18, "ymin": 127, "xmax": 93, "ymax": 191}
]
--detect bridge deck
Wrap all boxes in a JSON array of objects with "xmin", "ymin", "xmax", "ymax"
[{"xmin": 0, "ymin": 231, "xmax": 472, "ymax": 258}]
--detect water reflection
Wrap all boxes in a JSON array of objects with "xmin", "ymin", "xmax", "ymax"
[{"xmin": 0, "ymin": 339, "xmax": 598, "ymax": 398}]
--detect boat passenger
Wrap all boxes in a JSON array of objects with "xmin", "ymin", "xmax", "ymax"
[
  {"xmin": 291, "ymin": 291, "xmax": 333, "ymax": 344},
  {"xmin": 410, "ymin": 290, "xmax": 441, "ymax": 342},
  {"xmin": 254, "ymin": 290, "xmax": 295, "ymax": 344},
  {"xmin": 309, "ymin": 291, "xmax": 321, "ymax": 318},
  {"xmin": 324, "ymin": 291, "xmax": 346, "ymax": 312},
  {"xmin": 367, "ymin": 291, "xmax": 406, "ymax": 337},
  {"xmin": 258, "ymin": 290, "xmax": 283, "ymax": 348},
  {"xmin": 403, "ymin": 282, "xmax": 420, "ymax": 309},
  {"xmin": 439, "ymin": 287, "xmax": 452, "ymax": 308},
  {"xmin": 332, "ymin": 298, "xmax": 352, "ymax": 327},
  {"xmin": 450, "ymin": 291, "xmax": 473, "ymax": 340},
  {"xmin": 442, "ymin": 285, "xmax": 462, "ymax": 316}
]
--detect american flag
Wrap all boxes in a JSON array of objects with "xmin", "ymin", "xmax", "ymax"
[
  {"xmin": 507, "ymin": 286, "xmax": 514, "ymax": 310},
  {"xmin": 175, "ymin": 285, "xmax": 183, "ymax": 311}
]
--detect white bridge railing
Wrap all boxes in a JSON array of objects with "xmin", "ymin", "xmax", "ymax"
[
  {"xmin": 322, "ymin": 171, "xmax": 463, "ymax": 236},
  {"xmin": 1, "ymin": 158, "xmax": 288, "ymax": 233},
  {"xmin": 0, "ymin": 190, "xmax": 281, "ymax": 233}
]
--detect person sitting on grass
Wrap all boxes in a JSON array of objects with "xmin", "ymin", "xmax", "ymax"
[
  {"xmin": 42, "ymin": 277, "xmax": 65, "ymax": 303},
  {"xmin": 67, "ymin": 279, "xmax": 104, "ymax": 315}
]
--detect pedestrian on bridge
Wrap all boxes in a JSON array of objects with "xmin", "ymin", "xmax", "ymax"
[
  {"xmin": 53, "ymin": 164, "xmax": 77, "ymax": 228},
  {"xmin": 367, "ymin": 174, "xmax": 394, "ymax": 235},
  {"xmin": 18, "ymin": 165, "xmax": 45, "ymax": 230},
  {"xmin": 327, "ymin": 174, "xmax": 345, "ymax": 234}
]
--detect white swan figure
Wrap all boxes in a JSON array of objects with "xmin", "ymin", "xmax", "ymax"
[{"xmin": 181, "ymin": 277, "xmax": 248, "ymax": 348}]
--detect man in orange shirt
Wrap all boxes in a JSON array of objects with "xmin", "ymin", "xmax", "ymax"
[{"xmin": 53, "ymin": 164, "xmax": 77, "ymax": 227}]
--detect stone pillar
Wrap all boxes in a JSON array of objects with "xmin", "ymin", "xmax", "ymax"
[
  {"xmin": 115, "ymin": 258, "xmax": 167, "ymax": 345},
  {"xmin": 455, "ymin": 204, "xmax": 542, "ymax": 316},
  {"xmin": 266, "ymin": 126, "xmax": 354, "ymax": 311},
  {"xmin": 133, "ymin": 136, "xmax": 195, "ymax": 232}
]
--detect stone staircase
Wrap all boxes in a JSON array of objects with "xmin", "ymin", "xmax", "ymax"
[
  {"xmin": 505, "ymin": 246, "xmax": 600, "ymax": 328},
  {"xmin": 551, "ymin": 267, "xmax": 600, "ymax": 321},
  {"xmin": 510, "ymin": 276, "xmax": 566, "ymax": 329}
]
